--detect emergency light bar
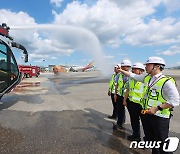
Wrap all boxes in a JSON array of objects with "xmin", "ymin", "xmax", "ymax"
[
  {"xmin": 0, "ymin": 23, "xmax": 13, "ymax": 40},
  {"xmin": 0, "ymin": 26, "xmax": 8, "ymax": 36}
]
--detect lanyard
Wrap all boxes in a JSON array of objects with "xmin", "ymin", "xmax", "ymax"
[{"xmin": 148, "ymin": 74, "xmax": 162, "ymax": 89}]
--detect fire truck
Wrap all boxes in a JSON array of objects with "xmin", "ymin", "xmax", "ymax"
[
  {"xmin": 0, "ymin": 23, "xmax": 28, "ymax": 99},
  {"xmin": 18, "ymin": 65, "xmax": 40, "ymax": 78}
]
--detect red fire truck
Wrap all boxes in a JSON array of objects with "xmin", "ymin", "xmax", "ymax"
[{"xmin": 18, "ymin": 65, "xmax": 40, "ymax": 78}]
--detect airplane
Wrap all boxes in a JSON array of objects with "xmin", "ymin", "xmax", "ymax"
[{"xmin": 69, "ymin": 61, "xmax": 94, "ymax": 72}]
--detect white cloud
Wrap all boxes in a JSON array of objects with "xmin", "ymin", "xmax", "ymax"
[
  {"xmin": 50, "ymin": 0, "xmax": 63, "ymax": 7},
  {"xmin": 52, "ymin": 0, "xmax": 157, "ymax": 46},
  {"xmin": 112, "ymin": 0, "xmax": 162, "ymax": 10},
  {"xmin": 112, "ymin": 0, "xmax": 179, "ymax": 13},
  {"xmin": 1, "ymin": 0, "xmax": 179, "ymax": 51},
  {"xmin": 124, "ymin": 18, "xmax": 180, "ymax": 45},
  {"xmin": 0, "ymin": 0, "xmax": 180, "ymax": 68},
  {"xmin": 176, "ymin": 62, "xmax": 180, "ymax": 65},
  {"xmin": 29, "ymin": 54, "xmax": 57, "ymax": 63},
  {"xmin": 163, "ymin": 0, "xmax": 180, "ymax": 13},
  {"xmin": 29, "ymin": 54, "xmax": 49, "ymax": 59},
  {"xmin": 53, "ymin": 0, "xmax": 180, "ymax": 46},
  {"xmin": 0, "ymin": 9, "xmax": 36, "ymax": 26},
  {"xmin": 159, "ymin": 45, "xmax": 180, "ymax": 56},
  {"xmin": 51, "ymin": 56, "xmax": 58, "ymax": 60},
  {"xmin": 104, "ymin": 55, "xmax": 114, "ymax": 59},
  {"xmin": 117, "ymin": 53, "xmax": 128, "ymax": 56},
  {"xmin": 0, "ymin": 9, "xmax": 109, "ymax": 72},
  {"xmin": 81, "ymin": 59, "xmax": 87, "ymax": 62}
]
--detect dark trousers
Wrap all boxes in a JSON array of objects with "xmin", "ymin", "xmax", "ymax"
[
  {"xmin": 117, "ymin": 95, "xmax": 125, "ymax": 126},
  {"xmin": 111, "ymin": 93, "xmax": 117, "ymax": 118},
  {"xmin": 141, "ymin": 114, "xmax": 172, "ymax": 154},
  {"xmin": 127, "ymin": 100, "xmax": 142, "ymax": 138}
]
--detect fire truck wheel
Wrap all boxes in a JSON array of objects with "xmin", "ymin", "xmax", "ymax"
[{"xmin": 26, "ymin": 74, "xmax": 30, "ymax": 78}]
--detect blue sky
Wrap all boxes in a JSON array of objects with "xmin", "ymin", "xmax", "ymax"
[{"xmin": 0, "ymin": 0, "xmax": 180, "ymax": 70}]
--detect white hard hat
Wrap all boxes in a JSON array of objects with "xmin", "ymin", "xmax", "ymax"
[
  {"xmin": 114, "ymin": 64, "xmax": 121, "ymax": 68},
  {"xmin": 121, "ymin": 59, "xmax": 131, "ymax": 67},
  {"xmin": 132, "ymin": 62, "xmax": 145, "ymax": 71},
  {"xmin": 145, "ymin": 57, "xmax": 165, "ymax": 66}
]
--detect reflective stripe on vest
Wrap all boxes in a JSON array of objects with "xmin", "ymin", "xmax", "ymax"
[
  {"xmin": 109, "ymin": 74, "xmax": 116, "ymax": 93},
  {"xmin": 117, "ymin": 74, "xmax": 128, "ymax": 96},
  {"xmin": 129, "ymin": 79, "xmax": 144, "ymax": 106},
  {"xmin": 142, "ymin": 75, "xmax": 176, "ymax": 118}
]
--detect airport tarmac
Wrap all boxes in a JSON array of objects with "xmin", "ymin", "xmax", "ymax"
[{"xmin": 0, "ymin": 70, "xmax": 180, "ymax": 154}]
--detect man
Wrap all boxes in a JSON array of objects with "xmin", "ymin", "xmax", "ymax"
[
  {"xmin": 108, "ymin": 64, "xmax": 121, "ymax": 119},
  {"xmin": 118, "ymin": 57, "xmax": 180, "ymax": 154},
  {"xmin": 113, "ymin": 59, "xmax": 131, "ymax": 129},
  {"xmin": 123, "ymin": 62, "xmax": 145, "ymax": 141}
]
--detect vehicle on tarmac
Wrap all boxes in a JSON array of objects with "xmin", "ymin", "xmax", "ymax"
[
  {"xmin": 0, "ymin": 23, "xmax": 28, "ymax": 99},
  {"xmin": 18, "ymin": 65, "xmax": 40, "ymax": 78}
]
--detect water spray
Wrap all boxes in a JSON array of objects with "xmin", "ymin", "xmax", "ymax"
[{"xmin": 11, "ymin": 24, "xmax": 111, "ymax": 75}]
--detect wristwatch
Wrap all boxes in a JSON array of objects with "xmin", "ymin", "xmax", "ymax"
[{"xmin": 157, "ymin": 105, "xmax": 163, "ymax": 111}]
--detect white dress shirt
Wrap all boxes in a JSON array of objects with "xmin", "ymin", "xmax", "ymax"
[{"xmin": 130, "ymin": 72, "xmax": 180, "ymax": 107}]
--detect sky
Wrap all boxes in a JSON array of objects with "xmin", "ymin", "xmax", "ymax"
[{"xmin": 0, "ymin": 0, "xmax": 180, "ymax": 70}]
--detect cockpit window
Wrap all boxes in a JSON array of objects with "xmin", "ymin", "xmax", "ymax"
[{"xmin": 0, "ymin": 42, "xmax": 8, "ymax": 92}]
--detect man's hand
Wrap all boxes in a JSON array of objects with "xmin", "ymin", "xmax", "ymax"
[
  {"xmin": 123, "ymin": 100, "xmax": 127, "ymax": 106},
  {"xmin": 114, "ymin": 94, "xmax": 117, "ymax": 102},
  {"xmin": 117, "ymin": 67, "xmax": 131, "ymax": 77},
  {"xmin": 108, "ymin": 91, "xmax": 111, "ymax": 96},
  {"xmin": 147, "ymin": 107, "xmax": 158, "ymax": 115},
  {"xmin": 117, "ymin": 67, "xmax": 122, "ymax": 72}
]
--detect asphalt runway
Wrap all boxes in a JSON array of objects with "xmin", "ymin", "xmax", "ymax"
[{"xmin": 0, "ymin": 70, "xmax": 179, "ymax": 154}]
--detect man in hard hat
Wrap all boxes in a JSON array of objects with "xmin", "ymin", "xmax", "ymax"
[
  {"xmin": 123, "ymin": 62, "xmax": 145, "ymax": 141},
  {"xmin": 113, "ymin": 59, "xmax": 131, "ymax": 130},
  {"xmin": 117, "ymin": 57, "xmax": 180, "ymax": 154},
  {"xmin": 107, "ymin": 64, "xmax": 121, "ymax": 119}
]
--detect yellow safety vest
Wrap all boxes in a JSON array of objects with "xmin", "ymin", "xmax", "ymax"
[
  {"xmin": 142, "ymin": 75, "xmax": 176, "ymax": 118},
  {"xmin": 117, "ymin": 74, "xmax": 128, "ymax": 96},
  {"xmin": 109, "ymin": 74, "xmax": 116, "ymax": 93},
  {"xmin": 129, "ymin": 79, "xmax": 144, "ymax": 106}
]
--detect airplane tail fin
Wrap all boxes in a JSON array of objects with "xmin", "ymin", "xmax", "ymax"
[
  {"xmin": 88, "ymin": 61, "xmax": 94, "ymax": 67},
  {"xmin": 82, "ymin": 61, "xmax": 94, "ymax": 71}
]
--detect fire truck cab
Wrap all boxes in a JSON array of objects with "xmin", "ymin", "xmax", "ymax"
[{"xmin": 0, "ymin": 23, "xmax": 28, "ymax": 99}]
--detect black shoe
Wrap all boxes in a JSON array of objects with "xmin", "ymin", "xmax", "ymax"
[
  {"xmin": 114, "ymin": 125, "xmax": 123, "ymax": 130},
  {"xmin": 108, "ymin": 115, "xmax": 117, "ymax": 119},
  {"xmin": 117, "ymin": 125, "xmax": 123, "ymax": 130},
  {"xmin": 127, "ymin": 135, "xmax": 141, "ymax": 142}
]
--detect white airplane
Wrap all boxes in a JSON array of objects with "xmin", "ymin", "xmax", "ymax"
[
  {"xmin": 52, "ymin": 61, "xmax": 95, "ymax": 74},
  {"xmin": 68, "ymin": 61, "xmax": 94, "ymax": 72}
]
